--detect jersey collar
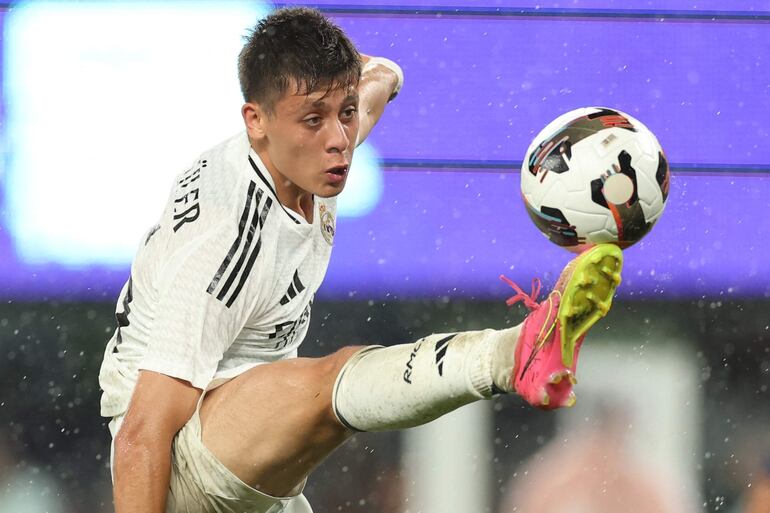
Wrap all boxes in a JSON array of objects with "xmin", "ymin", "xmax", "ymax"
[{"xmin": 247, "ymin": 148, "xmax": 306, "ymax": 225}]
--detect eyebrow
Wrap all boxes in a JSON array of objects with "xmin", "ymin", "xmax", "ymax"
[{"xmin": 309, "ymin": 94, "xmax": 359, "ymax": 108}]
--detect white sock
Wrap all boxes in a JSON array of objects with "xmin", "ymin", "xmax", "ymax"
[{"xmin": 332, "ymin": 326, "xmax": 520, "ymax": 432}]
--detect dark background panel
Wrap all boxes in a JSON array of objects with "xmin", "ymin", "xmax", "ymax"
[{"xmin": 1, "ymin": 299, "xmax": 768, "ymax": 512}]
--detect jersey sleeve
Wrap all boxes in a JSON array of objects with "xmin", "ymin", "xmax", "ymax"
[{"xmin": 139, "ymin": 180, "xmax": 271, "ymax": 389}]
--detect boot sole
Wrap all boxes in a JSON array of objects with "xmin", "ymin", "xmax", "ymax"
[{"xmin": 557, "ymin": 244, "xmax": 623, "ymax": 367}]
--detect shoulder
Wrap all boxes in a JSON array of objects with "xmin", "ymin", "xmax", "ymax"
[{"xmin": 168, "ymin": 132, "xmax": 255, "ymax": 236}]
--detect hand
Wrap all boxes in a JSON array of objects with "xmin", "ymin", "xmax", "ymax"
[{"xmin": 360, "ymin": 54, "xmax": 403, "ymax": 101}]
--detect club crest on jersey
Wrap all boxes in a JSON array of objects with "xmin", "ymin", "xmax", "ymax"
[{"xmin": 319, "ymin": 204, "xmax": 335, "ymax": 245}]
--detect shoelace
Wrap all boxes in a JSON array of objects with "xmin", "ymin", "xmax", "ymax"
[
  {"xmin": 499, "ymin": 275, "xmax": 542, "ymax": 310},
  {"xmin": 501, "ymin": 275, "xmax": 562, "ymax": 383}
]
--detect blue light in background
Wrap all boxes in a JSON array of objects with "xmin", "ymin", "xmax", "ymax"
[
  {"xmin": 338, "ymin": 142, "xmax": 384, "ymax": 218},
  {"xmin": 4, "ymin": 0, "xmax": 272, "ymax": 267}
]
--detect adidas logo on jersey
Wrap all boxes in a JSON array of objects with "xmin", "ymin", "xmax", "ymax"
[{"xmin": 280, "ymin": 270, "xmax": 306, "ymax": 306}]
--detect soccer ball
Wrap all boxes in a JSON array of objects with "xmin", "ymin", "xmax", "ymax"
[{"xmin": 521, "ymin": 107, "xmax": 670, "ymax": 253}]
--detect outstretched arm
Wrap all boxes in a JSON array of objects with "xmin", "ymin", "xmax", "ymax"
[{"xmin": 356, "ymin": 54, "xmax": 404, "ymax": 146}]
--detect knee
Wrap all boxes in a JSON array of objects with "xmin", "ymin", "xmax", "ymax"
[
  {"xmin": 311, "ymin": 346, "xmax": 368, "ymax": 431},
  {"xmin": 319, "ymin": 345, "xmax": 368, "ymax": 384}
]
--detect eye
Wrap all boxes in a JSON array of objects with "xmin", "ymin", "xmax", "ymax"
[
  {"xmin": 341, "ymin": 106, "xmax": 357, "ymax": 120},
  {"xmin": 304, "ymin": 116, "xmax": 322, "ymax": 127}
]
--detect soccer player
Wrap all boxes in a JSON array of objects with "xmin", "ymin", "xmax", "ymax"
[{"xmin": 99, "ymin": 7, "xmax": 623, "ymax": 513}]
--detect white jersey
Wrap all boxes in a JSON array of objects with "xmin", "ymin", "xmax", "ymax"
[{"xmin": 99, "ymin": 132, "xmax": 336, "ymax": 418}]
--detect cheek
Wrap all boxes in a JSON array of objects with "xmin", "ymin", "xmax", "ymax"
[
  {"xmin": 277, "ymin": 132, "xmax": 306, "ymax": 162},
  {"xmin": 271, "ymin": 126, "xmax": 322, "ymax": 176},
  {"xmin": 296, "ymin": 136, "xmax": 324, "ymax": 159},
  {"xmin": 286, "ymin": 139, "xmax": 321, "ymax": 178}
]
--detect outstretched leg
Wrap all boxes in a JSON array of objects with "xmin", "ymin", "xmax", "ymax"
[{"xmin": 198, "ymin": 346, "xmax": 364, "ymax": 497}]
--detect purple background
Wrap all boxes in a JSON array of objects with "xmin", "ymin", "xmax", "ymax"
[
  {"xmin": 286, "ymin": 1, "xmax": 770, "ymax": 14},
  {"xmin": 326, "ymin": 171, "xmax": 770, "ymax": 300},
  {"xmin": 334, "ymin": 15, "xmax": 770, "ymax": 167},
  {"xmin": 1, "ymin": 6, "xmax": 768, "ymax": 300}
]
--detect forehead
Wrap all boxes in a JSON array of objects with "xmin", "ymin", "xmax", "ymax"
[{"xmin": 276, "ymin": 78, "xmax": 358, "ymax": 113}]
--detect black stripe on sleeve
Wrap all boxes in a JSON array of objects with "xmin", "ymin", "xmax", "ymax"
[
  {"xmin": 215, "ymin": 189, "xmax": 264, "ymax": 302},
  {"xmin": 258, "ymin": 195, "xmax": 272, "ymax": 228},
  {"xmin": 207, "ymin": 181, "xmax": 256, "ymax": 294},
  {"xmin": 225, "ymin": 197, "xmax": 273, "ymax": 307},
  {"xmin": 225, "ymin": 238, "xmax": 261, "ymax": 308}
]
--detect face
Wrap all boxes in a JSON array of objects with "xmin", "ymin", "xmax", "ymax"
[{"xmin": 245, "ymin": 81, "xmax": 360, "ymax": 199}]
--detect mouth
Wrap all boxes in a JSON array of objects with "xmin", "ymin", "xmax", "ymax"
[{"xmin": 325, "ymin": 164, "xmax": 349, "ymax": 184}]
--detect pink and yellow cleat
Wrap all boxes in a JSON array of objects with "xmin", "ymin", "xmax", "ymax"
[{"xmin": 501, "ymin": 244, "xmax": 623, "ymax": 410}]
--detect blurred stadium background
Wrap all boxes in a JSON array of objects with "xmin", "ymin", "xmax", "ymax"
[{"xmin": 1, "ymin": 1, "xmax": 769, "ymax": 512}]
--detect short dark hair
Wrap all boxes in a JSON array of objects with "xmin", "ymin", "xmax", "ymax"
[{"xmin": 238, "ymin": 7, "xmax": 361, "ymax": 112}]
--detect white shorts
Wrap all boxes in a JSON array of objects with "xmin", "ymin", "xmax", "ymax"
[{"xmin": 109, "ymin": 394, "xmax": 313, "ymax": 513}]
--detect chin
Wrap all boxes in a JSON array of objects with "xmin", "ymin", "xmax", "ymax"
[
  {"xmin": 316, "ymin": 189, "xmax": 344, "ymax": 199},
  {"xmin": 316, "ymin": 183, "xmax": 346, "ymax": 198}
]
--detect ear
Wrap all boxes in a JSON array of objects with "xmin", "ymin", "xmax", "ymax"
[{"xmin": 242, "ymin": 102, "xmax": 268, "ymax": 141}]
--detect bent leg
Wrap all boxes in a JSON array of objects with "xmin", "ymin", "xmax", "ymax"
[{"xmin": 199, "ymin": 346, "xmax": 364, "ymax": 498}]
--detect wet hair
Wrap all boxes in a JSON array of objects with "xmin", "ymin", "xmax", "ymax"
[{"xmin": 238, "ymin": 7, "xmax": 361, "ymax": 112}]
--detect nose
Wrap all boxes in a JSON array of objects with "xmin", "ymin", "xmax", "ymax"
[{"xmin": 326, "ymin": 118, "xmax": 350, "ymax": 154}]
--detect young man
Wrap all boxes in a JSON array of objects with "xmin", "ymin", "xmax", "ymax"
[{"xmin": 99, "ymin": 7, "xmax": 623, "ymax": 513}]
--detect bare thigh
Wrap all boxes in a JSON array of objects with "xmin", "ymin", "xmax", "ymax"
[{"xmin": 199, "ymin": 346, "xmax": 364, "ymax": 497}]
